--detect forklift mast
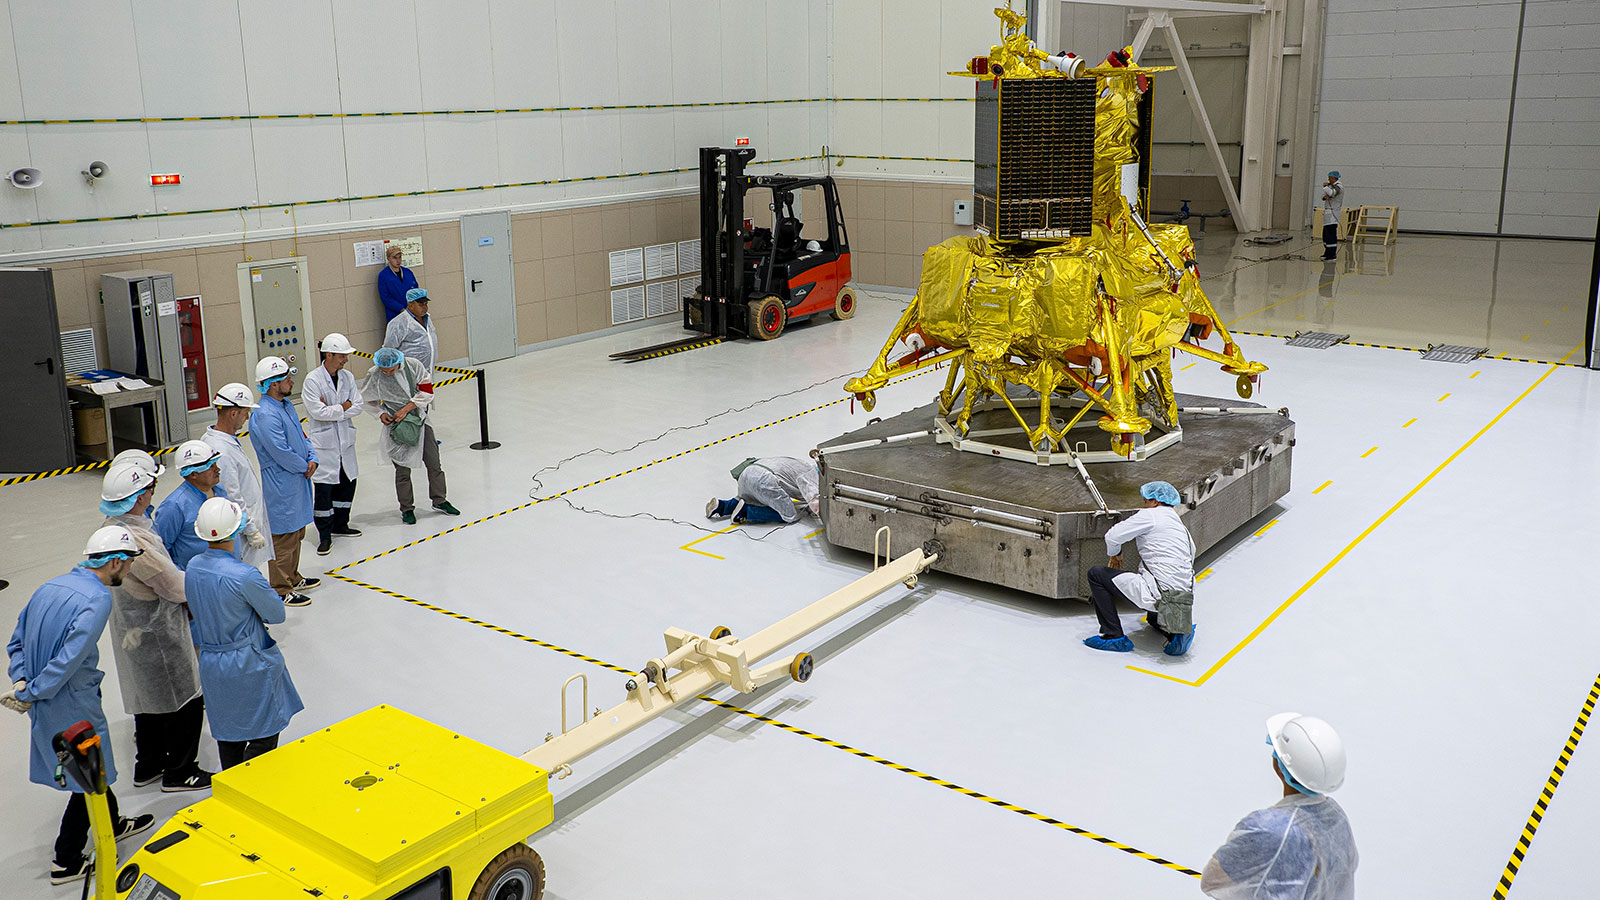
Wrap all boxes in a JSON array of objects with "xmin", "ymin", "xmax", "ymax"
[{"xmin": 697, "ymin": 146, "xmax": 755, "ymax": 338}]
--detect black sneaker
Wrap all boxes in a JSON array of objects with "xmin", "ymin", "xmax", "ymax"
[
  {"xmin": 50, "ymin": 857, "xmax": 89, "ymax": 885},
  {"xmin": 132, "ymin": 766, "xmax": 163, "ymax": 787},
  {"xmin": 115, "ymin": 814, "xmax": 156, "ymax": 841},
  {"xmin": 316, "ymin": 536, "xmax": 332, "ymax": 556},
  {"xmin": 432, "ymin": 501, "xmax": 461, "ymax": 516},
  {"xmin": 330, "ymin": 526, "xmax": 363, "ymax": 537},
  {"xmin": 162, "ymin": 768, "xmax": 213, "ymax": 792},
  {"xmin": 283, "ymin": 592, "xmax": 313, "ymax": 608},
  {"xmin": 295, "ymin": 577, "xmax": 321, "ymax": 591}
]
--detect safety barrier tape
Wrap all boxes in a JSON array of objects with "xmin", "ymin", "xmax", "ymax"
[
  {"xmin": 830, "ymin": 154, "xmax": 974, "ymax": 163},
  {"xmin": 1491, "ymin": 672, "xmax": 1599, "ymax": 898},
  {"xmin": 348, "ymin": 348, "xmax": 476, "ymax": 377},
  {"xmin": 1, "ymin": 155, "xmax": 824, "ymax": 230},
  {"xmin": 616, "ymin": 337, "xmax": 725, "ymax": 362},
  {"xmin": 699, "ymin": 696, "xmax": 1203, "ymax": 877},
  {"xmin": 1230, "ymin": 330, "xmax": 1583, "ymax": 368}
]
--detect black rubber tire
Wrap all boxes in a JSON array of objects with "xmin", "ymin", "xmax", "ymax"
[
  {"xmin": 468, "ymin": 843, "xmax": 546, "ymax": 900},
  {"xmin": 830, "ymin": 286, "xmax": 858, "ymax": 320},
  {"xmin": 748, "ymin": 295, "xmax": 786, "ymax": 341}
]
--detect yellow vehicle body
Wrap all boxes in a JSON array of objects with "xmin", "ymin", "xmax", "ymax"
[{"xmin": 114, "ymin": 705, "xmax": 552, "ymax": 900}]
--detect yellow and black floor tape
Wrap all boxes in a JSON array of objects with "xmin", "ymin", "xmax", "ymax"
[
  {"xmin": 618, "ymin": 337, "xmax": 725, "ymax": 361},
  {"xmin": 1492, "ymin": 672, "xmax": 1599, "ymax": 899}
]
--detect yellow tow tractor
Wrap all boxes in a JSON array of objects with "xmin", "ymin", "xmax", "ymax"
[{"xmin": 73, "ymin": 539, "xmax": 935, "ymax": 900}]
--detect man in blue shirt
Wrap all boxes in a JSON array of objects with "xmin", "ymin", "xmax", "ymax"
[
  {"xmin": 4, "ymin": 526, "xmax": 156, "ymax": 884},
  {"xmin": 152, "ymin": 440, "xmax": 234, "ymax": 570},
  {"xmin": 377, "ymin": 244, "xmax": 418, "ymax": 322},
  {"xmin": 248, "ymin": 357, "xmax": 317, "ymax": 608}
]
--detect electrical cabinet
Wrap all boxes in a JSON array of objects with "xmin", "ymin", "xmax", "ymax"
[
  {"xmin": 102, "ymin": 270, "xmax": 187, "ymax": 444},
  {"xmin": 238, "ymin": 258, "xmax": 314, "ymax": 396}
]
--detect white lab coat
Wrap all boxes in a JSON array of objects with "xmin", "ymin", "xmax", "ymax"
[
  {"xmin": 1320, "ymin": 181, "xmax": 1343, "ymax": 226},
  {"xmin": 737, "ymin": 457, "xmax": 821, "ymax": 523},
  {"xmin": 1104, "ymin": 505, "xmax": 1195, "ymax": 612},
  {"xmin": 361, "ymin": 358, "xmax": 433, "ymax": 471},
  {"xmin": 200, "ymin": 426, "xmax": 272, "ymax": 566},
  {"xmin": 383, "ymin": 310, "xmax": 438, "ymax": 375},
  {"xmin": 103, "ymin": 513, "xmax": 201, "ymax": 715},
  {"xmin": 303, "ymin": 363, "xmax": 363, "ymax": 483}
]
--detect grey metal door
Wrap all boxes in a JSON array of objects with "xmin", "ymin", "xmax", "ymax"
[
  {"xmin": 460, "ymin": 212, "xmax": 517, "ymax": 364},
  {"xmin": 0, "ymin": 268, "xmax": 74, "ymax": 472}
]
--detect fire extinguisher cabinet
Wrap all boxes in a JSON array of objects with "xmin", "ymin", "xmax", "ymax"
[{"xmin": 176, "ymin": 296, "xmax": 210, "ymax": 411}]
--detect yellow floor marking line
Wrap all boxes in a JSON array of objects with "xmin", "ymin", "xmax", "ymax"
[
  {"xmin": 1543, "ymin": 319, "xmax": 1550, "ymax": 326},
  {"xmin": 1361, "ymin": 446, "xmax": 1378, "ymax": 458},
  {"xmin": 1130, "ymin": 346, "xmax": 1577, "ymax": 688},
  {"xmin": 1195, "ymin": 567, "xmax": 1214, "ymax": 582},
  {"xmin": 1561, "ymin": 305, "xmax": 1569, "ymax": 312},
  {"xmin": 1312, "ymin": 480, "xmax": 1332, "ymax": 495},
  {"xmin": 1294, "ymin": 313, "xmax": 1305, "ymax": 320},
  {"xmin": 803, "ymin": 528, "xmax": 826, "ymax": 539},
  {"xmin": 1522, "ymin": 334, "xmax": 1531, "ymax": 341},
  {"xmin": 681, "ymin": 524, "xmax": 740, "ymax": 560},
  {"xmin": 1180, "ymin": 362, "xmax": 1196, "ymax": 371},
  {"xmin": 1470, "ymin": 371, "xmax": 1481, "ymax": 379},
  {"xmin": 1438, "ymin": 393, "xmax": 1451, "ymax": 402},
  {"xmin": 1491, "ymin": 672, "xmax": 1600, "ymax": 899},
  {"xmin": 699, "ymin": 697, "xmax": 1204, "ymax": 878},
  {"xmin": 1402, "ymin": 418, "xmax": 1417, "ymax": 429},
  {"xmin": 1253, "ymin": 519, "xmax": 1279, "ymax": 537}
]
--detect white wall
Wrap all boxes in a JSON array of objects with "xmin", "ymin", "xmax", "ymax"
[
  {"xmin": 1501, "ymin": 0, "xmax": 1600, "ymax": 237},
  {"xmin": 0, "ymin": 0, "xmax": 830, "ymax": 259}
]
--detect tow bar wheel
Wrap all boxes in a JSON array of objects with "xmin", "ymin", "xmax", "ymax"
[
  {"xmin": 749, "ymin": 295, "xmax": 786, "ymax": 340},
  {"xmin": 469, "ymin": 843, "xmax": 546, "ymax": 900},
  {"xmin": 789, "ymin": 652, "xmax": 815, "ymax": 683},
  {"xmin": 831, "ymin": 285, "xmax": 857, "ymax": 320}
]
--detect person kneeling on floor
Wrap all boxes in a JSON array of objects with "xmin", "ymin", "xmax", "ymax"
[
  {"xmin": 706, "ymin": 454, "xmax": 820, "ymax": 525},
  {"xmin": 1082, "ymin": 480, "xmax": 1197, "ymax": 655}
]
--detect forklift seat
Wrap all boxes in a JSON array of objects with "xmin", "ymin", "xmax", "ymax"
[{"xmin": 775, "ymin": 217, "xmax": 803, "ymax": 253}]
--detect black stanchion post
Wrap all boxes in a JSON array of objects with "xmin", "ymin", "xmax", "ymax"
[{"xmin": 469, "ymin": 369, "xmax": 500, "ymax": 450}]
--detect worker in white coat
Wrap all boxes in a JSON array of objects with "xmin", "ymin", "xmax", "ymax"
[
  {"xmin": 201, "ymin": 383, "xmax": 273, "ymax": 567},
  {"xmin": 1202, "ymin": 713, "xmax": 1358, "ymax": 899},
  {"xmin": 382, "ymin": 287, "xmax": 438, "ymax": 374},
  {"xmin": 1082, "ymin": 480, "xmax": 1196, "ymax": 656},
  {"xmin": 98, "ymin": 463, "xmax": 210, "ymax": 793},
  {"xmin": 363, "ymin": 347, "xmax": 459, "ymax": 524},
  {"xmin": 1320, "ymin": 171, "xmax": 1344, "ymax": 261},
  {"xmin": 705, "ymin": 455, "xmax": 821, "ymax": 524},
  {"xmin": 304, "ymin": 333, "xmax": 364, "ymax": 556}
]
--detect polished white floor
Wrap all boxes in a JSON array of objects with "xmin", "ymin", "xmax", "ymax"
[{"xmin": 3, "ymin": 235, "xmax": 1600, "ymax": 899}]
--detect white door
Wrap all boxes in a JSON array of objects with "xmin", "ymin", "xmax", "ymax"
[{"xmin": 460, "ymin": 212, "xmax": 517, "ymax": 365}]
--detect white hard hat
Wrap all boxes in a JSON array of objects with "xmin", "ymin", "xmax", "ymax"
[
  {"xmin": 83, "ymin": 525, "xmax": 143, "ymax": 559},
  {"xmin": 319, "ymin": 332, "xmax": 355, "ymax": 354},
  {"xmin": 1267, "ymin": 712, "xmax": 1346, "ymax": 794},
  {"xmin": 213, "ymin": 382, "xmax": 259, "ymax": 409},
  {"xmin": 194, "ymin": 497, "xmax": 244, "ymax": 543},
  {"xmin": 255, "ymin": 356, "xmax": 295, "ymax": 384},
  {"xmin": 100, "ymin": 461, "xmax": 157, "ymax": 502},
  {"xmin": 174, "ymin": 440, "xmax": 220, "ymax": 474},
  {"xmin": 111, "ymin": 448, "xmax": 166, "ymax": 478}
]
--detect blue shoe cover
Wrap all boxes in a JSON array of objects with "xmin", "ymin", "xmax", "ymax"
[
  {"xmin": 1084, "ymin": 635, "xmax": 1134, "ymax": 652},
  {"xmin": 1164, "ymin": 625, "xmax": 1196, "ymax": 656}
]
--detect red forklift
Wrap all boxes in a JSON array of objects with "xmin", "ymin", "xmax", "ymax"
[{"xmin": 612, "ymin": 147, "xmax": 855, "ymax": 360}]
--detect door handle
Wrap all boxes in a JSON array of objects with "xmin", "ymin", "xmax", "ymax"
[
  {"xmin": 470, "ymin": 279, "xmax": 483, "ymax": 292},
  {"xmin": 34, "ymin": 357, "xmax": 55, "ymax": 375}
]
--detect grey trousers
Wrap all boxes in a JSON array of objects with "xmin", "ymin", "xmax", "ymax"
[{"xmin": 395, "ymin": 424, "xmax": 447, "ymax": 511}]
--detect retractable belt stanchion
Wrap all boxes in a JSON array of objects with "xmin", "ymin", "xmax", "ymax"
[{"xmin": 469, "ymin": 368, "xmax": 500, "ymax": 451}]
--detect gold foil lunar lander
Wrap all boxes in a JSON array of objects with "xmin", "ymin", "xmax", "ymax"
[{"xmin": 844, "ymin": 7, "xmax": 1266, "ymax": 464}]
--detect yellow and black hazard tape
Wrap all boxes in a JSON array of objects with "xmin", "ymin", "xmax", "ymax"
[
  {"xmin": 620, "ymin": 337, "xmax": 725, "ymax": 361},
  {"xmin": 698, "ymin": 696, "xmax": 1202, "ymax": 877},
  {"xmin": 1492, "ymin": 672, "xmax": 1600, "ymax": 899},
  {"xmin": 830, "ymin": 154, "xmax": 974, "ymax": 164},
  {"xmin": 324, "ymin": 572, "xmax": 633, "ymax": 675},
  {"xmin": 1230, "ymin": 330, "xmax": 1584, "ymax": 368},
  {"xmin": 350, "ymin": 349, "xmax": 477, "ymax": 378}
]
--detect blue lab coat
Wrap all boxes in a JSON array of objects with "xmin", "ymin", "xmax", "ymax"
[
  {"xmin": 7, "ymin": 568, "xmax": 117, "ymax": 789},
  {"xmin": 378, "ymin": 265, "xmax": 418, "ymax": 322},
  {"xmin": 249, "ymin": 396, "xmax": 317, "ymax": 535},
  {"xmin": 152, "ymin": 480, "xmax": 234, "ymax": 570},
  {"xmin": 184, "ymin": 550, "xmax": 303, "ymax": 742}
]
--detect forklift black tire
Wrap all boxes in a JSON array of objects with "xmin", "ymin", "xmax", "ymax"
[
  {"xmin": 710, "ymin": 625, "xmax": 732, "ymax": 640},
  {"xmin": 749, "ymin": 295, "xmax": 786, "ymax": 341},
  {"xmin": 469, "ymin": 843, "xmax": 546, "ymax": 900},
  {"xmin": 830, "ymin": 286, "xmax": 858, "ymax": 320}
]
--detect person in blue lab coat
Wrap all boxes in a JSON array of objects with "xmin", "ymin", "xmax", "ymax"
[
  {"xmin": 378, "ymin": 244, "xmax": 418, "ymax": 322},
  {"xmin": 249, "ymin": 356, "xmax": 318, "ymax": 608},
  {"xmin": 184, "ymin": 498, "xmax": 305, "ymax": 770},
  {"xmin": 3, "ymin": 526, "xmax": 157, "ymax": 884},
  {"xmin": 151, "ymin": 440, "xmax": 234, "ymax": 570}
]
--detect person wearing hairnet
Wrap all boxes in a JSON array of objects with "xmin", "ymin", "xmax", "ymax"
[
  {"xmin": 249, "ymin": 356, "xmax": 319, "ymax": 607},
  {"xmin": 363, "ymin": 347, "xmax": 459, "ymax": 524},
  {"xmin": 152, "ymin": 440, "xmax": 235, "ymax": 570},
  {"xmin": 99, "ymin": 464, "xmax": 211, "ymax": 793},
  {"xmin": 1083, "ymin": 480, "xmax": 1197, "ymax": 655},
  {"xmin": 1202, "ymin": 713, "xmax": 1358, "ymax": 899},
  {"xmin": 184, "ymin": 498, "xmax": 304, "ymax": 770},
  {"xmin": 202, "ymin": 383, "xmax": 273, "ymax": 567},
  {"xmin": 4, "ymin": 526, "xmax": 157, "ymax": 884},
  {"xmin": 706, "ymin": 455, "xmax": 821, "ymax": 525},
  {"xmin": 1320, "ymin": 171, "xmax": 1344, "ymax": 261},
  {"xmin": 383, "ymin": 287, "xmax": 438, "ymax": 374},
  {"xmin": 304, "ymin": 333, "xmax": 365, "ymax": 556}
]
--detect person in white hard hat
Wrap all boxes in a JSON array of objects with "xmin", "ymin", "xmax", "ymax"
[
  {"xmin": 184, "ymin": 498, "xmax": 305, "ymax": 769},
  {"xmin": 1201, "ymin": 713, "xmax": 1358, "ymax": 900},
  {"xmin": 4, "ymin": 526, "xmax": 156, "ymax": 884},
  {"xmin": 111, "ymin": 448, "xmax": 166, "ymax": 479},
  {"xmin": 98, "ymin": 464, "xmax": 211, "ymax": 793},
  {"xmin": 152, "ymin": 440, "xmax": 234, "ymax": 570},
  {"xmin": 248, "ymin": 357, "xmax": 319, "ymax": 606},
  {"xmin": 201, "ymin": 383, "xmax": 273, "ymax": 568},
  {"xmin": 304, "ymin": 333, "xmax": 364, "ymax": 556}
]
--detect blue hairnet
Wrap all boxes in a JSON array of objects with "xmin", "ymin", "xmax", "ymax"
[
  {"xmin": 405, "ymin": 287, "xmax": 429, "ymax": 303},
  {"xmin": 1140, "ymin": 481, "xmax": 1181, "ymax": 506},
  {"xmin": 99, "ymin": 494, "xmax": 141, "ymax": 517},
  {"xmin": 180, "ymin": 457, "xmax": 218, "ymax": 478},
  {"xmin": 80, "ymin": 552, "xmax": 132, "ymax": 569},
  {"xmin": 374, "ymin": 347, "xmax": 403, "ymax": 368},
  {"xmin": 258, "ymin": 374, "xmax": 287, "ymax": 392},
  {"xmin": 1328, "ymin": 170, "xmax": 1340, "ymax": 179}
]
